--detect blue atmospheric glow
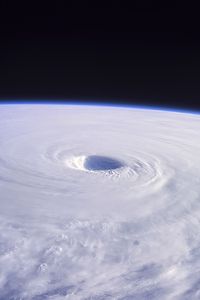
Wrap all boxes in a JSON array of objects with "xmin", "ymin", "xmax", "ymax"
[{"xmin": 0, "ymin": 100, "xmax": 199, "ymax": 116}]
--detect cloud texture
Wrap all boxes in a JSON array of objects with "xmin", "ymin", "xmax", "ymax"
[{"xmin": 0, "ymin": 105, "xmax": 200, "ymax": 299}]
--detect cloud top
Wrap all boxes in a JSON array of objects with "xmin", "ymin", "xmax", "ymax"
[{"xmin": 0, "ymin": 105, "xmax": 200, "ymax": 299}]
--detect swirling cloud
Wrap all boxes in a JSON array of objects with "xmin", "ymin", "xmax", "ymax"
[{"xmin": 0, "ymin": 104, "xmax": 200, "ymax": 299}]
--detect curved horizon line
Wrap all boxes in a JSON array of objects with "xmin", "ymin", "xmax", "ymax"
[{"xmin": 0, "ymin": 100, "xmax": 199, "ymax": 116}]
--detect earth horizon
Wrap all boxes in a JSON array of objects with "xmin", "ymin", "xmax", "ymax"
[{"xmin": 0, "ymin": 103, "xmax": 200, "ymax": 299}]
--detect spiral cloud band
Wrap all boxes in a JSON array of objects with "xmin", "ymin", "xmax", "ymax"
[{"xmin": 0, "ymin": 104, "xmax": 200, "ymax": 299}]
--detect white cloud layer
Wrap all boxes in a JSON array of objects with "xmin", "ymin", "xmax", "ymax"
[{"xmin": 0, "ymin": 105, "xmax": 200, "ymax": 299}]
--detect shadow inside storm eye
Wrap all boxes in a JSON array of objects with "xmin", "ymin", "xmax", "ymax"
[{"xmin": 84, "ymin": 155, "xmax": 123, "ymax": 171}]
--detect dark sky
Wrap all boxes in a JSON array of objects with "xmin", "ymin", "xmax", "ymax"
[{"xmin": 0, "ymin": 2, "xmax": 199, "ymax": 110}]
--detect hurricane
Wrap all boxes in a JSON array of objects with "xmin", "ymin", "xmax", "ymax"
[{"xmin": 0, "ymin": 104, "xmax": 200, "ymax": 299}]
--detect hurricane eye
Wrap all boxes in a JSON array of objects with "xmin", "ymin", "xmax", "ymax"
[{"xmin": 84, "ymin": 155, "xmax": 123, "ymax": 171}]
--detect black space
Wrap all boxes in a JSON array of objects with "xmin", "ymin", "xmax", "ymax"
[{"xmin": 0, "ymin": 2, "xmax": 200, "ymax": 110}]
